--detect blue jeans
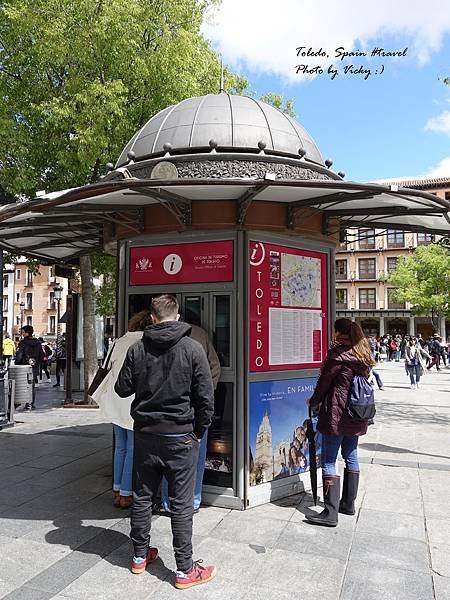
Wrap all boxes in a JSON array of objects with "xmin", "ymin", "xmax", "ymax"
[
  {"xmin": 372, "ymin": 369, "xmax": 383, "ymax": 389},
  {"xmin": 407, "ymin": 364, "xmax": 421, "ymax": 385},
  {"xmin": 394, "ymin": 350, "xmax": 401, "ymax": 361},
  {"xmin": 162, "ymin": 430, "xmax": 208, "ymax": 511},
  {"xmin": 113, "ymin": 424, "xmax": 133, "ymax": 496},
  {"xmin": 321, "ymin": 433, "xmax": 359, "ymax": 475}
]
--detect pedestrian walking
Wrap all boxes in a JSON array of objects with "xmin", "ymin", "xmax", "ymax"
[
  {"xmin": 405, "ymin": 337, "xmax": 430, "ymax": 388},
  {"xmin": 53, "ymin": 332, "xmax": 66, "ymax": 387},
  {"xmin": 15, "ymin": 326, "xmax": 44, "ymax": 410},
  {"xmin": 369, "ymin": 367, "xmax": 384, "ymax": 390},
  {"xmin": 92, "ymin": 310, "xmax": 153, "ymax": 510},
  {"xmin": 306, "ymin": 318, "xmax": 376, "ymax": 527},
  {"xmin": 160, "ymin": 322, "xmax": 221, "ymax": 514},
  {"xmin": 115, "ymin": 294, "xmax": 216, "ymax": 588},
  {"xmin": 2, "ymin": 332, "xmax": 15, "ymax": 368},
  {"xmin": 38, "ymin": 337, "xmax": 52, "ymax": 382},
  {"xmin": 426, "ymin": 335, "xmax": 441, "ymax": 372}
]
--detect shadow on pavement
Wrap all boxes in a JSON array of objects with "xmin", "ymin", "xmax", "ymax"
[{"xmin": 360, "ymin": 442, "xmax": 450, "ymax": 461}]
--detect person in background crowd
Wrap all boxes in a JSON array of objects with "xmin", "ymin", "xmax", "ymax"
[
  {"xmin": 400, "ymin": 335, "xmax": 409, "ymax": 358},
  {"xmin": 369, "ymin": 367, "xmax": 384, "ymax": 390},
  {"xmin": 160, "ymin": 321, "xmax": 221, "ymax": 514},
  {"xmin": 15, "ymin": 325, "xmax": 44, "ymax": 410},
  {"xmin": 368, "ymin": 335, "xmax": 377, "ymax": 360},
  {"xmin": 306, "ymin": 318, "xmax": 375, "ymax": 527},
  {"xmin": 427, "ymin": 335, "xmax": 442, "ymax": 371},
  {"xmin": 394, "ymin": 335, "xmax": 402, "ymax": 361},
  {"xmin": 2, "ymin": 333, "xmax": 15, "ymax": 368},
  {"xmin": 389, "ymin": 336, "xmax": 398, "ymax": 361},
  {"xmin": 416, "ymin": 333, "xmax": 425, "ymax": 348},
  {"xmin": 405, "ymin": 337, "xmax": 430, "ymax": 389},
  {"xmin": 53, "ymin": 332, "xmax": 66, "ymax": 387},
  {"xmin": 38, "ymin": 337, "xmax": 52, "ymax": 383},
  {"xmin": 115, "ymin": 295, "xmax": 216, "ymax": 588},
  {"xmin": 437, "ymin": 336, "xmax": 448, "ymax": 367},
  {"xmin": 446, "ymin": 336, "xmax": 450, "ymax": 364},
  {"xmin": 92, "ymin": 310, "xmax": 153, "ymax": 510}
]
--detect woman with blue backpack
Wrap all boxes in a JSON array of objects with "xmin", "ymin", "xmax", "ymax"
[{"xmin": 306, "ymin": 318, "xmax": 376, "ymax": 527}]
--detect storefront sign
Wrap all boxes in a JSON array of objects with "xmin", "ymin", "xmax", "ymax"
[
  {"xmin": 249, "ymin": 241, "xmax": 328, "ymax": 372},
  {"xmin": 249, "ymin": 377, "xmax": 321, "ymax": 486},
  {"xmin": 130, "ymin": 240, "xmax": 234, "ymax": 285}
]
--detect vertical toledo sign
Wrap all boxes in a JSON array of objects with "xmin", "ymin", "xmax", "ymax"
[{"xmin": 249, "ymin": 241, "xmax": 328, "ymax": 372}]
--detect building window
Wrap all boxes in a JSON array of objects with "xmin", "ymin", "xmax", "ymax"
[
  {"xmin": 358, "ymin": 258, "xmax": 376, "ymax": 279},
  {"xmin": 49, "ymin": 315, "xmax": 56, "ymax": 334},
  {"xmin": 49, "ymin": 291, "xmax": 56, "ymax": 309},
  {"xmin": 16, "ymin": 316, "xmax": 20, "ymax": 326},
  {"xmin": 387, "ymin": 289, "xmax": 405, "ymax": 309},
  {"xmin": 3, "ymin": 317, "xmax": 7, "ymax": 332},
  {"xmin": 26, "ymin": 293, "xmax": 33, "ymax": 310},
  {"xmin": 3, "ymin": 274, "xmax": 8, "ymax": 288},
  {"xmin": 335, "ymin": 260, "xmax": 347, "ymax": 280},
  {"xmin": 359, "ymin": 229, "xmax": 375, "ymax": 249},
  {"xmin": 26, "ymin": 316, "xmax": 32, "ymax": 326},
  {"xmin": 359, "ymin": 288, "xmax": 376, "ymax": 309},
  {"xmin": 387, "ymin": 257, "xmax": 398, "ymax": 273},
  {"xmin": 417, "ymin": 233, "xmax": 433, "ymax": 245},
  {"xmin": 48, "ymin": 266, "xmax": 54, "ymax": 283},
  {"xmin": 336, "ymin": 289, "xmax": 348, "ymax": 309},
  {"xmin": 16, "ymin": 269, "xmax": 21, "ymax": 280},
  {"xmin": 26, "ymin": 270, "xmax": 33, "ymax": 286},
  {"xmin": 387, "ymin": 230, "xmax": 405, "ymax": 248},
  {"xmin": 3, "ymin": 296, "xmax": 8, "ymax": 311},
  {"xmin": 16, "ymin": 293, "xmax": 20, "ymax": 303}
]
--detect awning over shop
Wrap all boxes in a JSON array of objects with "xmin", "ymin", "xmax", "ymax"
[{"xmin": 0, "ymin": 177, "xmax": 449, "ymax": 263}]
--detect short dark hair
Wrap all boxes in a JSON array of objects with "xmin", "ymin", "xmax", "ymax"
[
  {"xmin": 21, "ymin": 325, "xmax": 34, "ymax": 336},
  {"xmin": 151, "ymin": 294, "xmax": 179, "ymax": 321}
]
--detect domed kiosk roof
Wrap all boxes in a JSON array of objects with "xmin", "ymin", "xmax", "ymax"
[{"xmin": 116, "ymin": 94, "xmax": 324, "ymax": 167}]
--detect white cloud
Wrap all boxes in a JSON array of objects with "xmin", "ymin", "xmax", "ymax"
[
  {"xmin": 202, "ymin": 0, "xmax": 450, "ymax": 82},
  {"xmin": 422, "ymin": 156, "xmax": 450, "ymax": 177},
  {"xmin": 425, "ymin": 111, "xmax": 450, "ymax": 136}
]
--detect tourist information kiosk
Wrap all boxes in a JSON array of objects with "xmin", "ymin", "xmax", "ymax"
[
  {"xmin": 117, "ymin": 230, "xmax": 332, "ymax": 508},
  {"xmin": 1, "ymin": 93, "xmax": 449, "ymax": 507}
]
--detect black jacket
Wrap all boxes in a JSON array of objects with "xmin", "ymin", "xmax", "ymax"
[
  {"xmin": 16, "ymin": 337, "xmax": 44, "ymax": 373},
  {"xmin": 115, "ymin": 321, "xmax": 214, "ymax": 439}
]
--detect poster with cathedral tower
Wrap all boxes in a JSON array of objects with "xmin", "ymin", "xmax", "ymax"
[{"xmin": 249, "ymin": 377, "xmax": 321, "ymax": 486}]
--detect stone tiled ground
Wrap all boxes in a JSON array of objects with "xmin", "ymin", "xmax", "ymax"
[{"xmin": 0, "ymin": 363, "xmax": 449, "ymax": 599}]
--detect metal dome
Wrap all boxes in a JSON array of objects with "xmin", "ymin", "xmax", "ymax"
[{"xmin": 116, "ymin": 94, "xmax": 324, "ymax": 167}]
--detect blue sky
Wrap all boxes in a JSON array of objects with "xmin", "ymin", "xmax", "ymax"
[{"xmin": 203, "ymin": 0, "xmax": 450, "ymax": 182}]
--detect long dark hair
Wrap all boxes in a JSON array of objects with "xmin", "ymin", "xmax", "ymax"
[{"xmin": 334, "ymin": 318, "xmax": 376, "ymax": 367}]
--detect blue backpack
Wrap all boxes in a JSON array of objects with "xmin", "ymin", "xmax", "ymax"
[{"xmin": 347, "ymin": 375, "xmax": 376, "ymax": 422}]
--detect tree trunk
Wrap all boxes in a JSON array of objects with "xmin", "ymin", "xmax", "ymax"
[{"xmin": 79, "ymin": 255, "xmax": 98, "ymax": 403}]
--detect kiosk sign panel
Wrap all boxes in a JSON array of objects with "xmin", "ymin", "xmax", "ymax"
[
  {"xmin": 249, "ymin": 241, "xmax": 327, "ymax": 372},
  {"xmin": 249, "ymin": 377, "xmax": 321, "ymax": 485},
  {"xmin": 130, "ymin": 241, "xmax": 234, "ymax": 285}
]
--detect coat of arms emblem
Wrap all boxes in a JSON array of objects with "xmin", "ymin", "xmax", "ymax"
[{"xmin": 136, "ymin": 257, "xmax": 151, "ymax": 271}]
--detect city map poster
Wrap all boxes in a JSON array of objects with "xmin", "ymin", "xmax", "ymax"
[
  {"xmin": 249, "ymin": 241, "xmax": 328, "ymax": 372},
  {"xmin": 249, "ymin": 378, "xmax": 321, "ymax": 486}
]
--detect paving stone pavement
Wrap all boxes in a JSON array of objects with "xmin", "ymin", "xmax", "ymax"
[{"xmin": 0, "ymin": 362, "xmax": 449, "ymax": 599}]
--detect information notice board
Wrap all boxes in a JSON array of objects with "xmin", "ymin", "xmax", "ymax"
[{"xmin": 249, "ymin": 241, "xmax": 328, "ymax": 372}]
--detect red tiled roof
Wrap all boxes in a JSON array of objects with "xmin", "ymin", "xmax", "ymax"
[{"xmin": 373, "ymin": 176, "xmax": 450, "ymax": 191}]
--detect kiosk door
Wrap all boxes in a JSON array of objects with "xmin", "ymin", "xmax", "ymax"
[{"xmin": 127, "ymin": 291, "xmax": 235, "ymax": 491}]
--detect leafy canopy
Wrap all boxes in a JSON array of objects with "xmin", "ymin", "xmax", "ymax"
[
  {"xmin": 388, "ymin": 244, "xmax": 450, "ymax": 319},
  {"xmin": 0, "ymin": 0, "xmax": 247, "ymax": 196}
]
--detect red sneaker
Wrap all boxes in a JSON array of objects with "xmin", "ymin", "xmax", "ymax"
[
  {"xmin": 175, "ymin": 560, "xmax": 217, "ymax": 589},
  {"xmin": 131, "ymin": 547, "xmax": 159, "ymax": 574}
]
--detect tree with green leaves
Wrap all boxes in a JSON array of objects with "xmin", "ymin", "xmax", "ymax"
[
  {"xmin": 388, "ymin": 244, "xmax": 450, "ymax": 334},
  {"xmin": 0, "ymin": 0, "xmax": 247, "ymax": 399}
]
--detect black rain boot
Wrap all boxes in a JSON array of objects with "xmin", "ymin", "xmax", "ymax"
[
  {"xmin": 306, "ymin": 475, "xmax": 340, "ymax": 527},
  {"xmin": 339, "ymin": 469, "xmax": 359, "ymax": 515}
]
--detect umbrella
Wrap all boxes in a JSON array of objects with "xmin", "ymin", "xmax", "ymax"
[{"xmin": 306, "ymin": 404, "xmax": 318, "ymax": 505}]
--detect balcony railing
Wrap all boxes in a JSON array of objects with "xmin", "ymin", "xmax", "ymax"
[
  {"xmin": 359, "ymin": 242, "xmax": 376, "ymax": 250},
  {"xmin": 336, "ymin": 272, "xmax": 348, "ymax": 280},
  {"xmin": 336, "ymin": 302, "xmax": 348, "ymax": 309},
  {"xmin": 359, "ymin": 302, "xmax": 376, "ymax": 309},
  {"xmin": 359, "ymin": 271, "xmax": 377, "ymax": 280},
  {"xmin": 388, "ymin": 301, "xmax": 406, "ymax": 309},
  {"xmin": 386, "ymin": 241, "xmax": 405, "ymax": 249}
]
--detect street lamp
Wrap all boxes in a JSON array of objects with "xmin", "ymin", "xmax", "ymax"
[
  {"xmin": 19, "ymin": 301, "xmax": 25, "ymax": 334},
  {"xmin": 53, "ymin": 284, "xmax": 63, "ymax": 338}
]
